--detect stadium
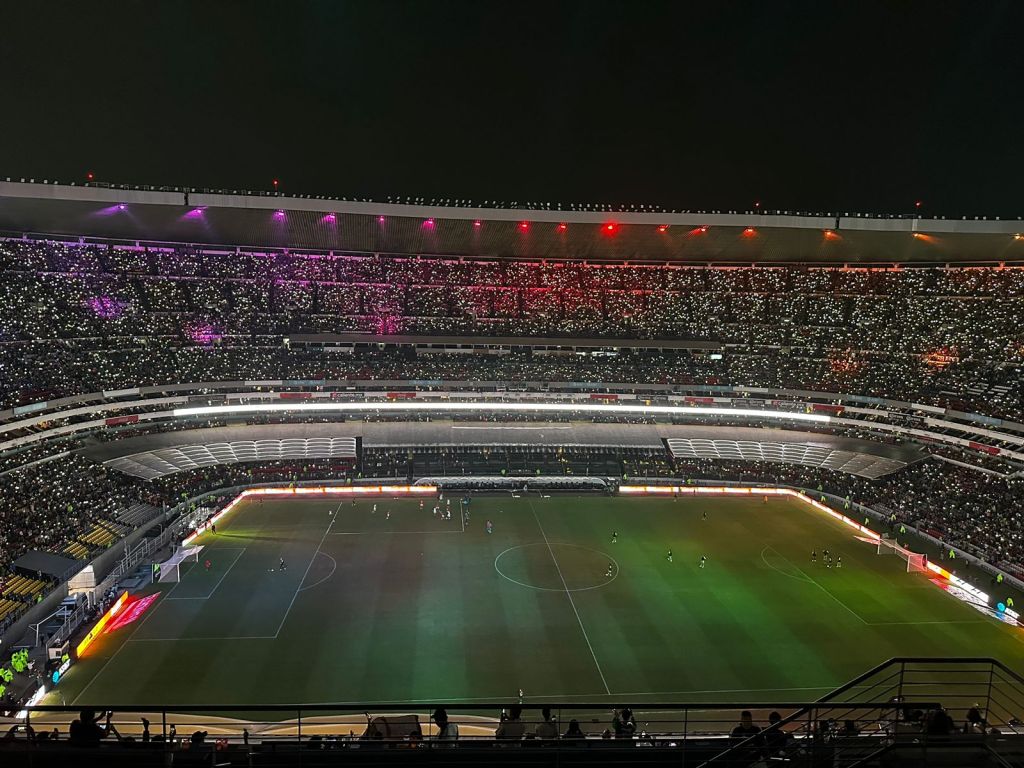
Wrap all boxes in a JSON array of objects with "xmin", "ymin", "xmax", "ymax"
[{"xmin": 0, "ymin": 175, "xmax": 1023, "ymax": 766}]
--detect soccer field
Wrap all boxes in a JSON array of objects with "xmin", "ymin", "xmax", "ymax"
[{"xmin": 58, "ymin": 492, "xmax": 1024, "ymax": 707}]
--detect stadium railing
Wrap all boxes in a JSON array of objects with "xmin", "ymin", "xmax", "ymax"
[{"xmin": 3, "ymin": 659, "xmax": 1021, "ymax": 767}]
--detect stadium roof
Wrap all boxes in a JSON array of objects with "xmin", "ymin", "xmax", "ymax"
[{"xmin": 2, "ymin": 180, "xmax": 1024, "ymax": 264}]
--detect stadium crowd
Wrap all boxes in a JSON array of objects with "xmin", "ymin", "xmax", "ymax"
[{"xmin": 1, "ymin": 239, "xmax": 1022, "ymax": 419}]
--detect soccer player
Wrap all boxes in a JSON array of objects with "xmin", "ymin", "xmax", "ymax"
[
  {"xmin": 811, "ymin": 550, "xmax": 817, "ymax": 564},
  {"xmin": 204, "ymin": 559, "xmax": 211, "ymax": 571},
  {"xmin": 279, "ymin": 557, "xmax": 287, "ymax": 571},
  {"xmin": 372, "ymin": 503, "xmax": 377, "ymax": 514},
  {"xmin": 211, "ymin": 524, "xmax": 217, "ymax": 535},
  {"xmin": 486, "ymin": 520, "xmax": 494, "ymax": 534},
  {"xmin": 702, "ymin": 509, "xmax": 708, "ymax": 521},
  {"xmin": 606, "ymin": 562, "xmax": 614, "ymax": 577},
  {"xmin": 699, "ymin": 555, "xmax": 707, "ymax": 569},
  {"xmin": 666, "ymin": 549, "xmax": 673, "ymax": 563},
  {"xmin": 611, "ymin": 531, "xmax": 618, "ymax": 544},
  {"xmin": 825, "ymin": 553, "xmax": 833, "ymax": 569},
  {"xmin": 386, "ymin": 509, "xmax": 391, "ymax": 520},
  {"xmin": 836, "ymin": 554, "xmax": 842, "ymax": 569}
]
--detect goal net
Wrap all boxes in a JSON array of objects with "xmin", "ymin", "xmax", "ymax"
[
  {"xmin": 157, "ymin": 546, "xmax": 202, "ymax": 583},
  {"xmin": 877, "ymin": 537, "xmax": 927, "ymax": 573}
]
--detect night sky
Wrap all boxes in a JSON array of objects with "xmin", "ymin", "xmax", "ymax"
[{"xmin": 1, "ymin": 1, "xmax": 1021, "ymax": 216}]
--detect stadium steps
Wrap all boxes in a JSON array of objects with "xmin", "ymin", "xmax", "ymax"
[
  {"xmin": 117, "ymin": 502, "xmax": 162, "ymax": 529},
  {"xmin": 1, "ymin": 577, "xmax": 45, "ymax": 600},
  {"xmin": 96, "ymin": 519, "xmax": 129, "ymax": 537},
  {"xmin": 62, "ymin": 541, "xmax": 90, "ymax": 560},
  {"xmin": 0, "ymin": 598, "xmax": 25, "ymax": 622}
]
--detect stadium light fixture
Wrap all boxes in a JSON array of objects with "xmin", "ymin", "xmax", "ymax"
[
  {"xmin": 378, "ymin": 215, "xmax": 386, "ymax": 223},
  {"xmin": 603, "ymin": 222, "xmax": 618, "ymax": 234},
  {"xmin": 658, "ymin": 225, "xmax": 668, "ymax": 233},
  {"xmin": 742, "ymin": 227, "xmax": 756, "ymax": 237},
  {"xmin": 824, "ymin": 229, "xmax": 841, "ymax": 240},
  {"xmin": 173, "ymin": 401, "xmax": 832, "ymax": 424},
  {"xmin": 86, "ymin": 171, "xmax": 95, "ymax": 181},
  {"xmin": 274, "ymin": 209, "xmax": 285, "ymax": 218},
  {"xmin": 423, "ymin": 218, "xmax": 435, "ymax": 228},
  {"xmin": 473, "ymin": 220, "xmax": 482, "ymax": 228},
  {"xmin": 690, "ymin": 226, "xmax": 709, "ymax": 235},
  {"xmin": 1014, "ymin": 233, "xmax": 1023, "ymax": 240},
  {"xmin": 322, "ymin": 213, "xmax": 337, "ymax": 223},
  {"xmin": 519, "ymin": 221, "xmax": 529, "ymax": 231},
  {"xmin": 117, "ymin": 203, "xmax": 126, "ymax": 211},
  {"xmin": 557, "ymin": 223, "xmax": 567, "ymax": 232}
]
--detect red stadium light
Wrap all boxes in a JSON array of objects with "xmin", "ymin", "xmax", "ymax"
[
  {"xmin": 273, "ymin": 179, "xmax": 280, "ymax": 189},
  {"xmin": 754, "ymin": 201, "xmax": 761, "ymax": 209},
  {"xmin": 603, "ymin": 222, "xmax": 618, "ymax": 234},
  {"xmin": 86, "ymin": 171, "xmax": 95, "ymax": 181},
  {"xmin": 915, "ymin": 200, "xmax": 922, "ymax": 208},
  {"xmin": 557, "ymin": 223, "xmax": 567, "ymax": 232},
  {"xmin": 378, "ymin": 215, "xmax": 385, "ymax": 223},
  {"xmin": 742, "ymin": 227, "xmax": 757, "ymax": 237},
  {"xmin": 473, "ymin": 220, "xmax": 482, "ymax": 228},
  {"xmin": 519, "ymin": 221, "xmax": 529, "ymax": 231},
  {"xmin": 824, "ymin": 229, "xmax": 841, "ymax": 240},
  {"xmin": 690, "ymin": 226, "xmax": 709, "ymax": 235},
  {"xmin": 657, "ymin": 225, "xmax": 668, "ymax": 233}
]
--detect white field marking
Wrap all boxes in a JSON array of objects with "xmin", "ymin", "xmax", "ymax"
[
  {"xmin": 272, "ymin": 502, "xmax": 339, "ymax": 638},
  {"xmin": 768, "ymin": 546, "xmax": 871, "ymax": 625},
  {"xmin": 297, "ymin": 683, "xmax": 874, "ymax": 707},
  {"xmin": 528, "ymin": 500, "xmax": 611, "ymax": 696},
  {"xmin": 128, "ymin": 634, "xmax": 275, "ymax": 642},
  {"xmin": 72, "ymin": 637, "xmax": 132, "ymax": 704},
  {"xmin": 865, "ymin": 619, "xmax": 989, "ymax": 626},
  {"xmin": 493, "ymin": 543, "xmax": 619, "ymax": 592},
  {"xmin": 760, "ymin": 546, "xmax": 814, "ymax": 584},
  {"xmin": 165, "ymin": 547, "xmax": 246, "ymax": 600},
  {"xmin": 298, "ymin": 552, "xmax": 338, "ymax": 593},
  {"xmin": 329, "ymin": 529, "xmax": 464, "ymax": 535}
]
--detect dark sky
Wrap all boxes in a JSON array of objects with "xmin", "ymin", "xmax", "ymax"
[{"xmin": 1, "ymin": 1, "xmax": 1021, "ymax": 216}]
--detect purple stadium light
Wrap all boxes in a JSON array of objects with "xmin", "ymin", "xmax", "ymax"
[
  {"xmin": 322, "ymin": 213, "xmax": 337, "ymax": 224},
  {"xmin": 117, "ymin": 203, "xmax": 127, "ymax": 211},
  {"xmin": 86, "ymin": 296, "xmax": 127, "ymax": 320},
  {"xmin": 274, "ymin": 209, "xmax": 286, "ymax": 219},
  {"xmin": 184, "ymin": 207, "xmax": 205, "ymax": 219},
  {"xmin": 378, "ymin": 215, "xmax": 385, "ymax": 224},
  {"xmin": 423, "ymin": 218, "xmax": 435, "ymax": 228}
]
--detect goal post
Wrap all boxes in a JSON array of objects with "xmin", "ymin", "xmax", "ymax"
[
  {"xmin": 877, "ymin": 536, "xmax": 927, "ymax": 573},
  {"xmin": 157, "ymin": 546, "xmax": 202, "ymax": 583}
]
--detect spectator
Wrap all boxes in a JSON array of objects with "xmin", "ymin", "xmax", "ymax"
[
  {"xmin": 563, "ymin": 719, "xmax": 586, "ymax": 740},
  {"xmin": 432, "ymin": 708, "xmax": 458, "ymax": 740},
  {"xmin": 68, "ymin": 709, "xmax": 111, "ymax": 747},
  {"xmin": 731, "ymin": 710, "xmax": 761, "ymax": 738},
  {"xmin": 535, "ymin": 708, "xmax": 558, "ymax": 740}
]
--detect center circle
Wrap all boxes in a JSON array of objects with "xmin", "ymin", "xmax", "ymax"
[{"xmin": 494, "ymin": 543, "xmax": 618, "ymax": 592}]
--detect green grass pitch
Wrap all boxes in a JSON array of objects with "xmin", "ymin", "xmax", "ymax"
[{"xmin": 55, "ymin": 493, "xmax": 1024, "ymax": 707}]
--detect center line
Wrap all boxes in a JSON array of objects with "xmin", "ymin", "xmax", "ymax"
[{"xmin": 528, "ymin": 500, "xmax": 611, "ymax": 695}]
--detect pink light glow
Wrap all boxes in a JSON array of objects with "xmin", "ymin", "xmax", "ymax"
[
  {"xmin": 274, "ymin": 209, "xmax": 286, "ymax": 218},
  {"xmin": 473, "ymin": 220, "xmax": 482, "ymax": 228},
  {"xmin": 185, "ymin": 322, "xmax": 223, "ymax": 345},
  {"xmin": 423, "ymin": 218, "xmax": 435, "ymax": 228},
  {"xmin": 322, "ymin": 213, "xmax": 337, "ymax": 223},
  {"xmin": 87, "ymin": 296, "xmax": 127, "ymax": 319},
  {"xmin": 378, "ymin": 215, "xmax": 386, "ymax": 223}
]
